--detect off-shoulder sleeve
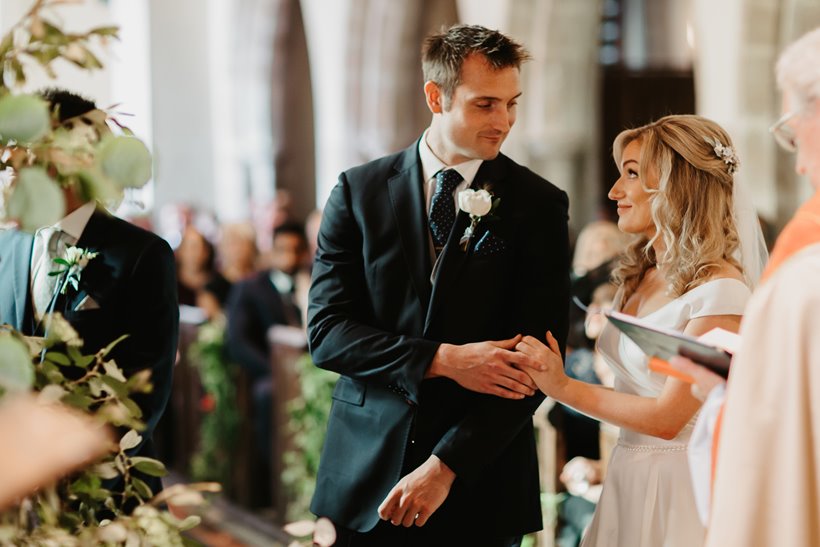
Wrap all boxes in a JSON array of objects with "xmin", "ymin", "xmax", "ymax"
[{"xmin": 687, "ymin": 278, "xmax": 752, "ymax": 319}]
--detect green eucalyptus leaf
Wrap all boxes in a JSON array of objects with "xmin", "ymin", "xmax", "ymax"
[
  {"xmin": 41, "ymin": 20, "xmax": 69, "ymax": 45},
  {"xmin": 101, "ymin": 375, "xmax": 127, "ymax": 398},
  {"xmin": 130, "ymin": 456, "xmax": 167, "ymax": 477},
  {"xmin": 83, "ymin": 48, "xmax": 103, "ymax": 70},
  {"xmin": 7, "ymin": 167, "xmax": 65, "ymax": 232},
  {"xmin": 5, "ymin": 58, "xmax": 26, "ymax": 88},
  {"xmin": 0, "ymin": 94, "xmax": 50, "ymax": 143},
  {"xmin": 101, "ymin": 334, "xmax": 129, "ymax": 357},
  {"xmin": 0, "ymin": 334, "xmax": 34, "ymax": 392},
  {"xmin": 45, "ymin": 351, "xmax": 71, "ymax": 366},
  {"xmin": 69, "ymin": 473, "xmax": 101, "ymax": 496},
  {"xmin": 88, "ymin": 377, "xmax": 103, "ymax": 397},
  {"xmin": 102, "ymin": 360, "xmax": 126, "ymax": 382},
  {"xmin": 61, "ymin": 391, "xmax": 94, "ymax": 411},
  {"xmin": 92, "ymin": 462, "xmax": 120, "ymax": 480},
  {"xmin": 126, "ymin": 369, "xmax": 153, "ymax": 393},
  {"xmin": 0, "ymin": 31, "xmax": 13, "ymax": 57},
  {"xmin": 96, "ymin": 136, "xmax": 152, "ymax": 189},
  {"xmin": 89, "ymin": 26, "xmax": 120, "ymax": 37},
  {"xmin": 178, "ymin": 515, "xmax": 201, "ymax": 532},
  {"xmin": 120, "ymin": 429, "xmax": 142, "ymax": 451},
  {"xmin": 75, "ymin": 354, "xmax": 95, "ymax": 368},
  {"xmin": 121, "ymin": 396, "xmax": 143, "ymax": 419},
  {"xmin": 131, "ymin": 476, "xmax": 153, "ymax": 499},
  {"xmin": 78, "ymin": 167, "xmax": 119, "ymax": 202}
]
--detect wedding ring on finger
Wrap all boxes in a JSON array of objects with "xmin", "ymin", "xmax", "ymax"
[{"xmin": 414, "ymin": 513, "xmax": 421, "ymax": 522}]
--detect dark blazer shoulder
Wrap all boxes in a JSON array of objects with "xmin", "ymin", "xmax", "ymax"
[
  {"xmin": 91, "ymin": 212, "xmax": 170, "ymax": 250},
  {"xmin": 341, "ymin": 142, "xmax": 419, "ymax": 187}
]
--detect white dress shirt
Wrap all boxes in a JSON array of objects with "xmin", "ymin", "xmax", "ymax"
[
  {"xmin": 30, "ymin": 201, "xmax": 97, "ymax": 316},
  {"xmin": 418, "ymin": 129, "xmax": 482, "ymax": 215}
]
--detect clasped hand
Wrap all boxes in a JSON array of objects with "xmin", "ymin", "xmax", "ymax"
[
  {"xmin": 512, "ymin": 331, "xmax": 568, "ymax": 398},
  {"xmin": 429, "ymin": 335, "xmax": 540, "ymax": 399},
  {"xmin": 429, "ymin": 332, "xmax": 566, "ymax": 399},
  {"xmin": 383, "ymin": 334, "xmax": 563, "ymax": 527}
]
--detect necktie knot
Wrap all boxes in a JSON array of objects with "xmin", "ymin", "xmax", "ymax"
[
  {"xmin": 435, "ymin": 168, "xmax": 462, "ymax": 195},
  {"xmin": 32, "ymin": 227, "xmax": 65, "ymax": 319},
  {"xmin": 428, "ymin": 169, "xmax": 463, "ymax": 254}
]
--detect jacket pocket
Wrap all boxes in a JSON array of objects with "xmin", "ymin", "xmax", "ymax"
[{"xmin": 331, "ymin": 376, "xmax": 366, "ymax": 406}]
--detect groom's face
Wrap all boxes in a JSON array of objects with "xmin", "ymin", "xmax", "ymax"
[{"xmin": 427, "ymin": 53, "xmax": 521, "ymax": 165}]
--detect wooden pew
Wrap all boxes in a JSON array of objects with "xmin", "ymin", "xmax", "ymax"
[{"xmin": 267, "ymin": 324, "xmax": 308, "ymax": 524}]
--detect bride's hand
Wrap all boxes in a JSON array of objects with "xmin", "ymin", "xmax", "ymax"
[{"xmin": 514, "ymin": 331, "xmax": 568, "ymax": 398}]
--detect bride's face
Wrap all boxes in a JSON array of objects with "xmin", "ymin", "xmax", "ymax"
[{"xmin": 609, "ymin": 139, "xmax": 656, "ymax": 238}]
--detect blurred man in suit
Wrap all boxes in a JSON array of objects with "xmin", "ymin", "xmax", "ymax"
[
  {"xmin": 225, "ymin": 222, "xmax": 308, "ymax": 491},
  {"xmin": 0, "ymin": 89, "xmax": 178, "ymax": 505}
]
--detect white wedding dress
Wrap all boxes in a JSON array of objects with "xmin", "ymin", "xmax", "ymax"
[{"xmin": 580, "ymin": 278, "xmax": 751, "ymax": 547}]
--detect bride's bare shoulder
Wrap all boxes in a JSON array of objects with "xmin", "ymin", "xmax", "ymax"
[{"xmin": 706, "ymin": 260, "xmax": 746, "ymax": 284}]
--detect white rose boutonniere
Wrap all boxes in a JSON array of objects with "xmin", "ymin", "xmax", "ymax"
[
  {"xmin": 50, "ymin": 246, "xmax": 99, "ymax": 294},
  {"xmin": 458, "ymin": 188, "xmax": 499, "ymax": 250}
]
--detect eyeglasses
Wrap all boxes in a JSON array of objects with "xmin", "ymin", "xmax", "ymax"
[{"xmin": 770, "ymin": 111, "xmax": 800, "ymax": 153}]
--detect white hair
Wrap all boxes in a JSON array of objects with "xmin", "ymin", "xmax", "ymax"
[{"xmin": 776, "ymin": 27, "xmax": 820, "ymax": 107}]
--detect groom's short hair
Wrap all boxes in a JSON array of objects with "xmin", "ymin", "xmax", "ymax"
[
  {"xmin": 421, "ymin": 24, "xmax": 530, "ymax": 109},
  {"xmin": 39, "ymin": 88, "xmax": 97, "ymax": 123}
]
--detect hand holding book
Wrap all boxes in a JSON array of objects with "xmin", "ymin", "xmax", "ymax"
[{"xmin": 603, "ymin": 309, "xmax": 739, "ymax": 382}]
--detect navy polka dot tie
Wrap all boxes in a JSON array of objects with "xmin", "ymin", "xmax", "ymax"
[{"xmin": 429, "ymin": 169, "xmax": 463, "ymax": 255}]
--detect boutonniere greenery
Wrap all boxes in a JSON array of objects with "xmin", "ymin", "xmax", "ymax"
[
  {"xmin": 457, "ymin": 188, "xmax": 500, "ymax": 250},
  {"xmin": 50, "ymin": 246, "xmax": 99, "ymax": 294}
]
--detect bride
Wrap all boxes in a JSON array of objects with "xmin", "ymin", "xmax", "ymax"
[{"xmin": 516, "ymin": 115, "xmax": 766, "ymax": 546}]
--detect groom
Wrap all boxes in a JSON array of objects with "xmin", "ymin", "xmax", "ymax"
[
  {"xmin": 308, "ymin": 24, "xmax": 570, "ymax": 545},
  {"xmin": 0, "ymin": 89, "xmax": 178, "ymax": 504}
]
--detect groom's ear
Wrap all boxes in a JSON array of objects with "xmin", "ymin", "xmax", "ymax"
[{"xmin": 424, "ymin": 81, "xmax": 444, "ymax": 114}]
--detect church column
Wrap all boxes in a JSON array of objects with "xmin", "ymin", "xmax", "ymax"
[{"xmin": 505, "ymin": 0, "xmax": 604, "ymax": 230}]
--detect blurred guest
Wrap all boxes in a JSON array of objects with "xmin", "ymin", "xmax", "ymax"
[
  {"xmin": 567, "ymin": 221, "xmax": 629, "ymax": 351},
  {"xmin": 253, "ymin": 189, "xmax": 294, "ymax": 256},
  {"xmin": 192, "ymin": 221, "xmax": 259, "ymax": 320},
  {"xmin": 553, "ymin": 282, "xmax": 617, "ymax": 547},
  {"xmin": 175, "ymin": 225, "xmax": 218, "ymax": 307},
  {"xmin": 572, "ymin": 220, "xmax": 630, "ymax": 278},
  {"xmin": 218, "ymin": 222, "xmax": 259, "ymax": 283},
  {"xmin": 157, "ymin": 202, "xmax": 195, "ymax": 250},
  {"xmin": 225, "ymin": 222, "xmax": 309, "ymax": 464}
]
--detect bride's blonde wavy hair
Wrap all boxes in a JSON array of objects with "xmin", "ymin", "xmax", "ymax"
[{"xmin": 612, "ymin": 114, "xmax": 743, "ymax": 300}]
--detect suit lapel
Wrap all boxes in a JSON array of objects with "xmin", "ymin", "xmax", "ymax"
[
  {"xmin": 388, "ymin": 143, "xmax": 433, "ymax": 312},
  {"xmin": 423, "ymin": 156, "xmax": 508, "ymax": 335},
  {"xmin": 0, "ymin": 229, "xmax": 35, "ymax": 331}
]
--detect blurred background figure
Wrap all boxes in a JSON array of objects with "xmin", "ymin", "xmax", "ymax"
[
  {"xmin": 549, "ymin": 220, "xmax": 628, "ymax": 544},
  {"xmin": 176, "ymin": 224, "xmax": 218, "ymax": 307},
  {"xmin": 225, "ymin": 222, "xmax": 309, "ymax": 505},
  {"xmin": 253, "ymin": 189, "xmax": 295, "ymax": 259},
  {"xmin": 553, "ymin": 281, "xmax": 617, "ymax": 547},
  {"xmin": 567, "ymin": 220, "xmax": 631, "ymax": 351},
  {"xmin": 218, "ymin": 222, "xmax": 260, "ymax": 284}
]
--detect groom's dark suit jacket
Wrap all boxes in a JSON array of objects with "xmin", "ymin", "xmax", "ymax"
[
  {"xmin": 308, "ymin": 141, "xmax": 570, "ymax": 537},
  {"xmin": 0, "ymin": 208, "xmax": 178, "ymax": 498}
]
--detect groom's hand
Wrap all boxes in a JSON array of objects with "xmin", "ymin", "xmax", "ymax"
[
  {"xmin": 426, "ymin": 336, "xmax": 538, "ymax": 399},
  {"xmin": 378, "ymin": 455, "xmax": 455, "ymax": 527}
]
